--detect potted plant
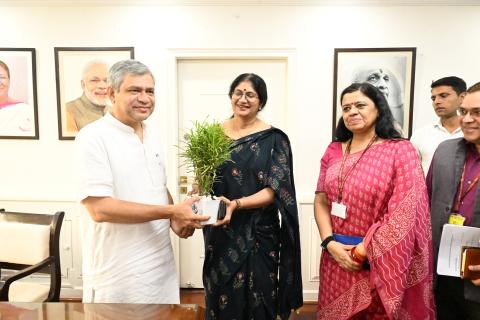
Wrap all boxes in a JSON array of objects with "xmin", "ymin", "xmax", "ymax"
[{"xmin": 180, "ymin": 120, "xmax": 233, "ymax": 225}]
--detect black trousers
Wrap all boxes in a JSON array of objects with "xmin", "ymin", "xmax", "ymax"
[{"xmin": 435, "ymin": 276, "xmax": 480, "ymax": 320}]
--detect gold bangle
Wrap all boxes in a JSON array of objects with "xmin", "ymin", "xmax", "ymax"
[{"xmin": 235, "ymin": 199, "xmax": 242, "ymax": 209}]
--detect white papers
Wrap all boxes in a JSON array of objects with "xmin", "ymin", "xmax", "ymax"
[{"xmin": 437, "ymin": 224, "xmax": 480, "ymax": 277}]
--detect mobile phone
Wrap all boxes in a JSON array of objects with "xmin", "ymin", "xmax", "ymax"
[{"xmin": 217, "ymin": 200, "xmax": 226, "ymax": 220}]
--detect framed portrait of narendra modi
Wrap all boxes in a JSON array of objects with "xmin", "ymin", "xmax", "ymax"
[
  {"xmin": 54, "ymin": 47, "xmax": 134, "ymax": 140},
  {"xmin": 333, "ymin": 47, "xmax": 416, "ymax": 138}
]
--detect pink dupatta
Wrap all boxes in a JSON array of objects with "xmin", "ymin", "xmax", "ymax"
[{"xmin": 316, "ymin": 140, "xmax": 435, "ymax": 319}]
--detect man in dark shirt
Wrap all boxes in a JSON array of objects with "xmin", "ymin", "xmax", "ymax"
[{"xmin": 427, "ymin": 82, "xmax": 480, "ymax": 320}]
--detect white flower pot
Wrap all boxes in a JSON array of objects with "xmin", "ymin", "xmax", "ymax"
[{"xmin": 192, "ymin": 196, "xmax": 224, "ymax": 225}]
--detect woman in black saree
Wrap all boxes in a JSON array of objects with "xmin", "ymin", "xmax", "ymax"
[{"xmin": 202, "ymin": 73, "xmax": 303, "ymax": 320}]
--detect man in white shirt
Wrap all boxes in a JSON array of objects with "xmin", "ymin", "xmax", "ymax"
[
  {"xmin": 410, "ymin": 76, "xmax": 466, "ymax": 173},
  {"xmin": 74, "ymin": 60, "xmax": 208, "ymax": 304}
]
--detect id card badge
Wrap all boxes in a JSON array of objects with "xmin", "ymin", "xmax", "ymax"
[
  {"xmin": 448, "ymin": 214, "xmax": 465, "ymax": 226},
  {"xmin": 331, "ymin": 202, "xmax": 347, "ymax": 219}
]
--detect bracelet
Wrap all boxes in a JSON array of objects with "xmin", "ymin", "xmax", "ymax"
[
  {"xmin": 234, "ymin": 199, "xmax": 242, "ymax": 210},
  {"xmin": 350, "ymin": 246, "xmax": 367, "ymax": 264},
  {"xmin": 354, "ymin": 245, "xmax": 367, "ymax": 260},
  {"xmin": 321, "ymin": 235, "xmax": 334, "ymax": 251}
]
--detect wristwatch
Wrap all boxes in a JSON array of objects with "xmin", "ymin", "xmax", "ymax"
[{"xmin": 321, "ymin": 235, "xmax": 335, "ymax": 251}]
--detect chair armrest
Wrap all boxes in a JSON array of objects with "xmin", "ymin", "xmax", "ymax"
[{"xmin": 0, "ymin": 257, "xmax": 53, "ymax": 301}]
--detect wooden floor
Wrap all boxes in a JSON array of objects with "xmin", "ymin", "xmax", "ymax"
[{"xmin": 180, "ymin": 289, "xmax": 316, "ymax": 319}]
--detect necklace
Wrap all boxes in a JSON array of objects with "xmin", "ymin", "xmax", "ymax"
[{"xmin": 231, "ymin": 117, "xmax": 258, "ymax": 139}]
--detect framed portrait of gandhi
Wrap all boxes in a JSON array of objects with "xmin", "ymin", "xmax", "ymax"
[
  {"xmin": 332, "ymin": 47, "xmax": 416, "ymax": 139},
  {"xmin": 0, "ymin": 48, "xmax": 39, "ymax": 139},
  {"xmin": 54, "ymin": 47, "xmax": 134, "ymax": 140}
]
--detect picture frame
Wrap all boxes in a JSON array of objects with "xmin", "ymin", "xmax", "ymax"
[
  {"xmin": 332, "ymin": 47, "xmax": 416, "ymax": 138},
  {"xmin": 54, "ymin": 47, "xmax": 134, "ymax": 140},
  {"xmin": 0, "ymin": 48, "xmax": 39, "ymax": 139}
]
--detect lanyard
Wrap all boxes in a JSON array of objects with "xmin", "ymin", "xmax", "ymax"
[
  {"xmin": 453, "ymin": 154, "xmax": 480, "ymax": 213},
  {"xmin": 337, "ymin": 135, "xmax": 377, "ymax": 203}
]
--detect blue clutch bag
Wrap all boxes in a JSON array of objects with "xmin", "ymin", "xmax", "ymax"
[{"xmin": 333, "ymin": 233, "xmax": 363, "ymax": 245}]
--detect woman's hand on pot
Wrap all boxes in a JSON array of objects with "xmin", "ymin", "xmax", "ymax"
[{"xmin": 213, "ymin": 196, "xmax": 235, "ymax": 227}]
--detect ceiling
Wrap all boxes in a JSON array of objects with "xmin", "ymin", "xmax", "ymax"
[{"xmin": 1, "ymin": 0, "xmax": 479, "ymax": 6}]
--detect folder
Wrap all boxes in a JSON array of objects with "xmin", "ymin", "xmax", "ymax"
[{"xmin": 460, "ymin": 246, "xmax": 480, "ymax": 280}]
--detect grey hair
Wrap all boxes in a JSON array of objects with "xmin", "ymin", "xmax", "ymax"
[
  {"xmin": 81, "ymin": 59, "xmax": 109, "ymax": 80},
  {"xmin": 108, "ymin": 59, "xmax": 154, "ymax": 92}
]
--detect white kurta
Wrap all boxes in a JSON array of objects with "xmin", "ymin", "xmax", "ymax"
[{"xmin": 74, "ymin": 113, "xmax": 179, "ymax": 304}]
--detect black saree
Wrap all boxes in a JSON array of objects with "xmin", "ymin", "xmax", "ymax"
[{"xmin": 202, "ymin": 128, "xmax": 303, "ymax": 320}]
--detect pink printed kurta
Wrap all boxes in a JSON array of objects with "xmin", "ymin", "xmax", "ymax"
[{"xmin": 316, "ymin": 140, "xmax": 435, "ymax": 320}]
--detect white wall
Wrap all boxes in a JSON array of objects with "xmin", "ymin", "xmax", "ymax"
[
  {"xmin": 1, "ymin": 3, "xmax": 479, "ymax": 297},
  {"xmin": 1, "ymin": 5, "xmax": 479, "ymax": 203}
]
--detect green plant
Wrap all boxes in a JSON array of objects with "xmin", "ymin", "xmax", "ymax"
[{"xmin": 180, "ymin": 120, "xmax": 233, "ymax": 196}]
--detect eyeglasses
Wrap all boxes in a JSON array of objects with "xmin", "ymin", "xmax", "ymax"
[
  {"xmin": 457, "ymin": 107, "xmax": 480, "ymax": 119},
  {"xmin": 232, "ymin": 90, "xmax": 258, "ymax": 101}
]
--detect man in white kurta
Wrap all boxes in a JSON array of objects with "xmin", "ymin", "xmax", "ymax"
[
  {"xmin": 74, "ymin": 60, "xmax": 207, "ymax": 303},
  {"xmin": 410, "ymin": 76, "xmax": 466, "ymax": 173}
]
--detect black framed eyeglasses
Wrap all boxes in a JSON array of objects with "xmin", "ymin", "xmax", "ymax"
[{"xmin": 457, "ymin": 107, "xmax": 480, "ymax": 118}]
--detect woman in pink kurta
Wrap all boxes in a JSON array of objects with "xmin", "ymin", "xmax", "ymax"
[{"xmin": 314, "ymin": 83, "xmax": 435, "ymax": 319}]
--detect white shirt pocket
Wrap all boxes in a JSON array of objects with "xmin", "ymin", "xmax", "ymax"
[{"xmin": 147, "ymin": 153, "xmax": 167, "ymax": 187}]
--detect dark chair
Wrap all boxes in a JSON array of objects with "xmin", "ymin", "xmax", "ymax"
[{"xmin": 0, "ymin": 209, "xmax": 64, "ymax": 302}]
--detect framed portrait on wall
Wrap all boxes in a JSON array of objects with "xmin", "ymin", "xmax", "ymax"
[
  {"xmin": 0, "ymin": 48, "xmax": 39, "ymax": 139},
  {"xmin": 54, "ymin": 47, "xmax": 134, "ymax": 140},
  {"xmin": 332, "ymin": 47, "xmax": 416, "ymax": 138}
]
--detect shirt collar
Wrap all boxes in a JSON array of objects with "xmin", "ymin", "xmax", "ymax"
[
  {"xmin": 466, "ymin": 141, "xmax": 480, "ymax": 162},
  {"xmin": 104, "ymin": 112, "xmax": 147, "ymax": 134},
  {"xmin": 433, "ymin": 120, "xmax": 462, "ymax": 134}
]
